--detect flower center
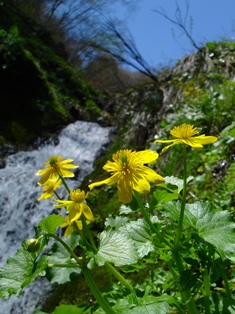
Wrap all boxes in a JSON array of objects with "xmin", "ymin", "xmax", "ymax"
[
  {"xmin": 70, "ymin": 189, "xmax": 86, "ymax": 203},
  {"xmin": 48, "ymin": 156, "xmax": 60, "ymax": 167},
  {"xmin": 120, "ymin": 152, "xmax": 132, "ymax": 175},
  {"xmin": 170, "ymin": 124, "xmax": 199, "ymax": 139}
]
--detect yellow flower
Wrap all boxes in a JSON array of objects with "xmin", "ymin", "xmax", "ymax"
[
  {"xmin": 54, "ymin": 189, "xmax": 94, "ymax": 222},
  {"xmin": 37, "ymin": 179, "xmax": 62, "ymax": 201},
  {"xmin": 88, "ymin": 149, "xmax": 164, "ymax": 203},
  {"xmin": 60, "ymin": 216, "xmax": 90, "ymax": 237},
  {"xmin": 36, "ymin": 156, "xmax": 78, "ymax": 185},
  {"xmin": 155, "ymin": 124, "xmax": 218, "ymax": 152}
]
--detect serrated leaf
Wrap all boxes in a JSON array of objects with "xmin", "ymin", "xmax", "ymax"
[
  {"xmin": 153, "ymin": 189, "xmax": 178, "ymax": 205},
  {"xmin": 53, "ymin": 304, "xmax": 88, "ymax": 314},
  {"xmin": 0, "ymin": 247, "xmax": 46, "ymax": 299},
  {"xmin": 121, "ymin": 302, "xmax": 170, "ymax": 314},
  {"xmin": 113, "ymin": 295, "xmax": 179, "ymax": 314},
  {"xmin": 46, "ymin": 233, "xmax": 81, "ymax": 284},
  {"xmin": 35, "ymin": 304, "xmax": 93, "ymax": 314},
  {"xmin": 95, "ymin": 229, "xmax": 138, "ymax": 266},
  {"xmin": 22, "ymin": 256, "xmax": 48, "ymax": 288},
  {"xmin": 105, "ymin": 216, "xmax": 129, "ymax": 229},
  {"xmin": 39, "ymin": 214, "xmax": 64, "ymax": 234},
  {"xmin": 119, "ymin": 204, "xmax": 134, "ymax": 215},
  {"xmin": 163, "ymin": 201, "xmax": 235, "ymax": 259},
  {"xmin": 120, "ymin": 219, "xmax": 155, "ymax": 258},
  {"xmin": 159, "ymin": 176, "xmax": 193, "ymax": 193}
]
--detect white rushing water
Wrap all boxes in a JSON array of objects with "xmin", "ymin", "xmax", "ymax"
[{"xmin": 0, "ymin": 121, "xmax": 115, "ymax": 313}]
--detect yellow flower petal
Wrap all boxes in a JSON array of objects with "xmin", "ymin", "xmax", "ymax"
[
  {"xmin": 142, "ymin": 166, "xmax": 165, "ymax": 184},
  {"xmin": 117, "ymin": 179, "xmax": 133, "ymax": 203},
  {"xmin": 60, "ymin": 216, "xmax": 70, "ymax": 228},
  {"xmin": 60, "ymin": 158, "xmax": 75, "ymax": 164},
  {"xmin": 133, "ymin": 179, "xmax": 151, "ymax": 195},
  {"xmin": 89, "ymin": 174, "xmax": 119, "ymax": 190},
  {"xmin": 155, "ymin": 124, "xmax": 218, "ymax": 152},
  {"xmin": 36, "ymin": 155, "xmax": 78, "ymax": 185},
  {"xmin": 64, "ymin": 224, "xmax": 74, "ymax": 237},
  {"xmin": 82, "ymin": 204, "xmax": 94, "ymax": 221},
  {"xmin": 88, "ymin": 149, "xmax": 163, "ymax": 203},
  {"xmin": 190, "ymin": 135, "xmax": 218, "ymax": 145},
  {"xmin": 69, "ymin": 205, "xmax": 82, "ymax": 222},
  {"xmin": 54, "ymin": 199, "xmax": 74, "ymax": 208},
  {"xmin": 75, "ymin": 220, "xmax": 83, "ymax": 230},
  {"xmin": 135, "ymin": 150, "xmax": 159, "ymax": 163}
]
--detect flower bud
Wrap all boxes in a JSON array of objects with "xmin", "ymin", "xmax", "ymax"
[{"xmin": 25, "ymin": 238, "xmax": 40, "ymax": 252}]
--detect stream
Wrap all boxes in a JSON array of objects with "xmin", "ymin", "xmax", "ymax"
[{"xmin": 0, "ymin": 120, "xmax": 115, "ymax": 313}]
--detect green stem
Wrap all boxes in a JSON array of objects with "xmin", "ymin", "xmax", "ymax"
[
  {"xmin": 53, "ymin": 190, "xmax": 61, "ymax": 200},
  {"xmin": 105, "ymin": 261, "xmax": 133, "ymax": 292},
  {"xmin": 49, "ymin": 233, "xmax": 82, "ymax": 266},
  {"xmin": 48, "ymin": 263, "xmax": 81, "ymax": 268},
  {"xmin": 220, "ymin": 263, "xmax": 232, "ymax": 299},
  {"xmin": 58, "ymin": 173, "xmax": 71, "ymax": 194},
  {"xmin": 82, "ymin": 266, "xmax": 116, "ymax": 314},
  {"xmin": 81, "ymin": 218, "xmax": 133, "ymax": 293},
  {"xmin": 134, "ymin": 191, "xmax": 173, "ymax": 249},
  {"xmin": 173, "ymin": 252, "xmax": 198, "ymax": 314},
  {"xmin": 174, "ymin": 144, "xmax": 187, "ymax": 250},
  {"xmin": 203, "ymin": 267, "xmax": 211, "ymax": 314},
  {"xmin": 81, "ymin": 214, "xmax": 97, "ymax": 251}
]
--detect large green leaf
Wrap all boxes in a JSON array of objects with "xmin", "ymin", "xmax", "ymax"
[
  {"xmin": 95, "ymin": 229, "xmax": 138, "ymax": 266},
  {"xmin": 46, "ymin": 233, "xmax": 81, "ymax": 284},
  {"xmin": 122, "ymin": 302, "xmax": 170, "ymax": 314},
  {"xmin": 163, "ymin": 201, "xmax": 235, "ymax": 259},
  {"xmin": 120, "ymin": 219, "xmax": 155, "ymax": 258},
  {"xmin": 110, "ymin": 293, "xmax": 178, "ymax": 314},
  {"xmin": 39, "ymin": 214, "xmax": 64, "ymax": 234},
  {"xmin": 35, "ymin": 305, "xmax": 93, "ymax": 314},
  {"xmin": 0, "ymin": 246, "xmax": 46, "ymax": 299},
  {"xmin": 153, "ymin": 189, "xmax": 179, "ymax": 205},
  {"xmin": 159, "ymin": 176, "xmax": 193, "ymax": 194}
]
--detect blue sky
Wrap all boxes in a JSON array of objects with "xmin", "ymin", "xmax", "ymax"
[{"xmin": 124, "ymin": 0, "xmax": 235, "ymax": 68}]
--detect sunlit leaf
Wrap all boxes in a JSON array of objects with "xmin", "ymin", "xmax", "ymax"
[
  {"xmin": 118, "ymin": 302, "xmax": 171, "ymax": 314},
  {"xmin": 39, "ymin": 214, "xmax": 64, "ymax": 234},
  {"xmin": 119, "ymin": 204, "xmax": 134, "ymax": 215},
  {"xmin": 105, "ymin": 216, "xmax": 129, "ymax": 229},
  {"xmin": 95, "ymin": 229, "xmax": 138, "ymax": 266},
  {"xmin": 163, "ymin": 201, "xmax": 235, "ymax": 259},
  {"xmin": 153, "ymin": 189, "xmax": 178, "ymax": 205},
  {"xmin": 46, "ymin": 233, "xmax": 81, "ymax": 284},
  {"xmin": 52, "ymin": 304, "xmax": 90, "ymax": 314},
  {"xmin": 35, "ymin": 304, "xmax": 93, "ymax": 314},
  {"xmin": 0, "ymin": 246, "xmax": 46, "ymax": 299},
  {"xmin": 120, "ymin": 219, "xmax": 155, "ymax": 258}
]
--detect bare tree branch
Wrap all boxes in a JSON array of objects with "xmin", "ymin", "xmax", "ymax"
[
  {"xmin": 87, "ymin": 19, "xmax": 160, "ymax": 86},
  {"xmin": 153, "ymin": 0, "xmax": 200, "ymax": 51}
]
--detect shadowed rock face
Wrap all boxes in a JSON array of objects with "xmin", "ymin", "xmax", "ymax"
[{"xmin": 0, "ymin": 120, "xmax": 115, "ymax": 314}]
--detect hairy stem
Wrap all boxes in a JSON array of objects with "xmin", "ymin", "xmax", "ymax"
[
  {"xmin": 105, "ymin": 261, "xmax": 133, "ymax": 292},
  {"xmin": 174, "ymin": 144, "xmax": 187, "ymax": 250},
  {"xmin": 203, "ymin": 267, "xmax": 211, "ymax": 314},
  {"xmin": 173, "ymin": 251, "xmax": 198, "ymax": 314},
  {"xmin": 49, "ymin": 233, "xmax": 82, "ymax": 266},
  {"xmin": 82, "ymin": 266, "xmax": 116, "ymax": 314},
  {"xmin": 81, "ymin": 214, "xmax": 97, "ymax": 251},
  {"xmin": 134, "ymin": 191, "xmax": 173, "ymax": 249}
]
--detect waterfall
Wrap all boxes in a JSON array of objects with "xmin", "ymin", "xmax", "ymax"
[{"xmin": 0, "ymin": 120, "xmax": 115, "ymax": 313}]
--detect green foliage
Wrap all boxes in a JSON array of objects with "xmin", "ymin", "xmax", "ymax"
[
  {"xmin": 46, "ymin": 234, "xmax": 82, "ymax": 284},
  {"xmin": 0, "ymin": 1, "xmax": 101, "ymax": 144},
  {"xmin": 163, "ymin": 201, "xmax": 235, "ymax": 260},
  {"xmin": 2, "ymin": 37, "xmax": 235, "ymax": 313},
  {"xmin": 0, "ymin": 237, "xmax": 48, "ymax": 299},
  {"xmin": 39, "ymin": 214, "xmax": 64, "ymax": 234},
  {"xmin": 35, "ymin": 304, "xmax": 91, "ymax": 314}
]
